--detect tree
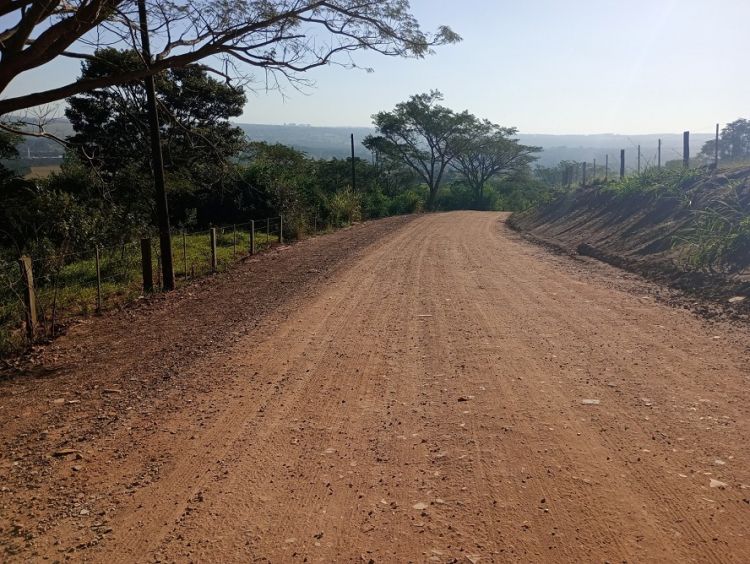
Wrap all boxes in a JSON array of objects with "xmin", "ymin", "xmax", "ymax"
[
  {"xmin": 66, "ymin": 49, "xmax": 246, "ymax": 181},
  {"xmin": 0, "ymin": 129, "xmax": 21, "ymax": 182},
  {"xmin": 452, "ymin": 121, "xmax": 540, "ymax": 208},
  {"xmin": 64, "ymin": 48, "xmax": 247, "ymax": 228},
  {"xmin": 0, "ymin": 1, "xmax": 459, "ymax": 121},
  {"xmin": 364, "ymin": 91, "xmax": 475, "ymax": 210},
  {"xmin": 700, "ymin": 118, "xmax": 750, "ymax": 163}
]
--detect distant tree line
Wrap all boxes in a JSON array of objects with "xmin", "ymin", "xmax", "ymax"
[
  {"xmin": 699, "ymin": 119, "xmax": 750, "ymax": 164},
  {"xmin": 0, "ymin": 72, "xmax": 549, "ymax": 262}
]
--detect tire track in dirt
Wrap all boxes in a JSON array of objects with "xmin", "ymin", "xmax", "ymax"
[{"xmin": 3, "ymin": 211, "xmax": 749, "ymax": 563}]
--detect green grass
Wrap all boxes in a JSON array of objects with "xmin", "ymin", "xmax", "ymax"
[
  {"xmin": 0, "ymin": 222, "xmax": 284, "ymax": 356},
  {"xmin": 602, "ymin": 167, "xmax": 705, "ymax": 197},
  {"xmin": 675, "ymin": 185, "xmax": 750, "ymax": 273}
]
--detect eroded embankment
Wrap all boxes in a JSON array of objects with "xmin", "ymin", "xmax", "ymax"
[{"xmin": 509, "ymin": 168, "xmax": 750, "ymax": 315}]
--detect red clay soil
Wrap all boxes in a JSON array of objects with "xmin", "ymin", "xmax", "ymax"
[
  {"xmin": 508, "ymin": 168, "xmax": 750, "ymax": 317},
  {"xmin": 1, "ymin": 212, "xmax": 749, "ymax": 563}
]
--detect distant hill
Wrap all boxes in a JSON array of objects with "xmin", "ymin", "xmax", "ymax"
[
  {"xmin": 238, "ymin": 124, "xmax": 715, "ymax": 169},
  {"xmin": 518, "ymin": 133, "xmax": 715, "ymax": 169},
  {"xmin": 238, "ymin": 123, "xmax": 375, "ymax": 159},
  {"xmin": 12, "ymin": 119, "xmax": 716, "ymax": 171}
]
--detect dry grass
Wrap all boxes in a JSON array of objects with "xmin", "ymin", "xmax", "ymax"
[{"xmin": 25, "ymin": 165, "xmax": 61, "ymax": 179}]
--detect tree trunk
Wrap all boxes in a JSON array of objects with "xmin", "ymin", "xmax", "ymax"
[{"xmin": 427, "ymin": 185, "xmax": 438, "ymax": 211}]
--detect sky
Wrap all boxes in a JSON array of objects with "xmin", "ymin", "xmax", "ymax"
[{"xmin": 4, "ymin": 0, "xmax": 750, "ymax": 134}]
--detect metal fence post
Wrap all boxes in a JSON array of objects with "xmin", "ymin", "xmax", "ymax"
[
  {"xmin": 18, "ymin": 256, "xmax": 37, "ymax": 340},
  {"xmin": 279, "ymin": 215, "xmax": 284, "ymax": 244},
  {"xmin": 140, "ymin": 238, "xmax": 153, "ymax": 293},
  {"xmin": 210, "ymin": 227, "xmax": 217, "ymax": 273},
  {"xmin": 95, "ymin": 246, "xmax": 102, "ymax": 313},
  {"xmin": 250, "ymin": 220, "xmax": 255, "ymax": 255}
]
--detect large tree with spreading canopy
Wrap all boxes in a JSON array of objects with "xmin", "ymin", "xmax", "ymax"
[{"xmin": 0, "ymin": 0, "xmax": 459, "ymax": 125}]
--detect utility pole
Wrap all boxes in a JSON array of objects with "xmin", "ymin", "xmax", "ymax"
[
  {"xmin": 137, "ymin": 0, "xmax": 174, "ymax": 291},
  {"xmin": 350, "ymin": 133, "xmax": 356, "ymax": 191}
]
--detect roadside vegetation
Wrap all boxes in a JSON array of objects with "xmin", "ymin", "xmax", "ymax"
[
  {"xmin": 517, "ymin": 120, "xmax": 750, "ymax": 283},
  {"xmin": 0, "ymin": 71, "xmax": 545, "ymax": 354}
]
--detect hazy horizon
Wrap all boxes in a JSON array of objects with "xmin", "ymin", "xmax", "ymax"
[
  {"xmin": 6, "ymin": 0, "xmax": 749, "ymax": 135},
  {"xmin": 233, "ymin": 121, "xmax": 717, "ymax": 137}
]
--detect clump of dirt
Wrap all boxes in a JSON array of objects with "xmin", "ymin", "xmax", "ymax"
[{"xmin": 509, "ymin": 167, "xmax": 750, "ymax": 317}]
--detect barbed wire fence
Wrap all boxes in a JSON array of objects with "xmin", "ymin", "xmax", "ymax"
[
  {"xmin": 0, "ymin": 211, "xmax": 336, "ymax": 355},
  {"xmin": 559, "ymin": 124, "xmax": 746, "ymax": 189}
]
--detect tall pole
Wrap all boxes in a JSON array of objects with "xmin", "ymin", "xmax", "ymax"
[
  {"xmin": 137, "ymin": 0, "xmax": 175, "ymax": 291},
  {"xmin": 350, "ymin": 133, "xmax": 356, "ymax": 191},
  {"xmin": 620, "ymin": 149, "xmax": 625, "ymax": 179},
  {"xmin": 683, "ymin": 131, "xmax": 690, "ymax": 169}
]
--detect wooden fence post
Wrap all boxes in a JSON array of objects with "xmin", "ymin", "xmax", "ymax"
[
  {"xmin": 266, "ymin": 217, "xmax": 270, "ymax": 246},
  {"xmin": 683, "ymin": 131, "xmax": 690, "ymax": 168},
  {"xmin": 140, "ymin": 238, "xmax": 153, "ymax": 293},
  {"xmin": 714, "ymin": 123, "xmax": 720, "ymax": 168},
  {"xmin": 637, "ymin": 145, "xmax": 641, "ymax": 174},
  {"xmin": 658, "ymin": 139, "xmax": 662, "ymax": 169},
  {"xmin": 232, "ymin": 224, "xmax": 237, "ymax": 257},
  {"xmin": 605, "ymin": 154, "xmax": 609, "ymax": 181},
  {"xmin": 182, "ymin": 231, "xmax": 188, "ymax": 279},
  {"xmin": 95, "ymin": 246, "xmax": 102, "ymax": 313},
  {"xmin": 250, "ymin": 220, "xmax": 256, "ymax": 255},
  {"xmin": 620, "ymin": 149, "xmax": 625, "ymax": 179},
  {"xmin": 581, "ymin": 162, "xmax": 587, "ymax": 186},
  {"xmin": 18, "ymin": 256, "xmax": 37, "ymax": 340},
  {"xmin": 279, "ymin": 215, "xmax": 284, "ymax": 244},
  {"xmin": 210, "ymin": 227, "xmax": 217, "ymax": 273},
  {"xmin": 314, "ymin": 214, "xmax": 318, "ymax": 235}
]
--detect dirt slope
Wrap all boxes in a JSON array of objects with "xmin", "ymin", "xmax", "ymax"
[
  {"xmin": 1, "ymin": 212, "xmax": 749, "ymax": 563},
  {"xmin": 509, "ymin": 169, "xmax": 750, "ymax": 311}
]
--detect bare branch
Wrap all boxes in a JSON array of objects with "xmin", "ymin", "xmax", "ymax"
[{"xmin": 0, "ymin": 0, "xmax": 459, "ymax": 117}]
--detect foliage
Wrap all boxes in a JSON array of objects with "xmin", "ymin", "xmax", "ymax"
[
  {"xmin": 700, "ymin": 118, "xmax": 750, "ymax": 164},
  {"xmin": 678, "ymin": 185, "xmax": 750, "ymax": 273},
  {"xmin": 452, "ymin": 122, "xmax": 540, "ymax": 208},
  {"xmin": 364, "ymin": 90, "xmax": 476, "ymax": 210},
  {"xmin": 437, "ymin": 172, "xmax": 553, "ymax": 212},
  {"xmin": 0, "ymin": 1, "xmax": 459, "ymax": 116},
  {"xmin": 65, "ymin": 49, "xmax": 247, "ymax": 230},
  {"xmin": 328, "ymin": 187, "xmax": 362, "ymax": 226},
  {"xmin": 602, "ymin": 167, "xmax": 704, "ymax": 197}
]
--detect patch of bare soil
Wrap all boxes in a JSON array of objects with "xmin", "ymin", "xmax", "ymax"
[{"xmin": 1, "ymin": 212, "xmax": 749, "ymax": 563}]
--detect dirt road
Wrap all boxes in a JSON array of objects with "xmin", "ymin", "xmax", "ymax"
[{"xmin": 1, "ymin": 212, "xmax": 749, "ymax": 563}]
